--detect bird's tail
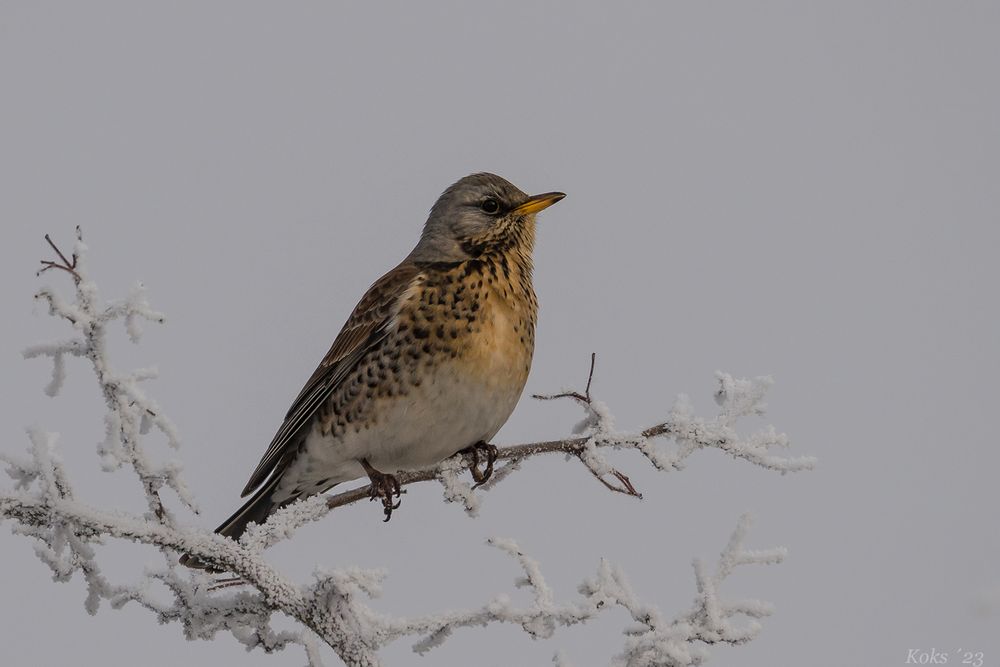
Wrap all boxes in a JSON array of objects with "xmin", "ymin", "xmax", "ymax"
[{"xmin": 178, "ymin": 474, "xmax": 282, "ymax": 571}]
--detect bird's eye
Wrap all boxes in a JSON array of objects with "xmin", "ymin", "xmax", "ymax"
[{"xmin": 480, "ymin": 198, "xmax": 501, "ymax": 215}]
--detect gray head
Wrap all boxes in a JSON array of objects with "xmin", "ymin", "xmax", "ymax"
[{"xmin": 407, "ymin": 173, "xmax": 565, "ymax": 263}]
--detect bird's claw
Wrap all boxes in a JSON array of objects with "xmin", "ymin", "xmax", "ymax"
[
  {"xmin": 462, "ymin": 441, "xmax": 498, "ymax": 489},
  {"xmin": 361, "ymin": 459, "xmax": 402, "ymax": 521}
]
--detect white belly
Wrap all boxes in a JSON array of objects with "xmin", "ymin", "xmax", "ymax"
[
  {"xmin": 354, "ymin": 358, "xmax": 522, "ymax": 470},
  {"xmin": 277, "ymin": 353, "xmax": 526, "ymax": 498}
]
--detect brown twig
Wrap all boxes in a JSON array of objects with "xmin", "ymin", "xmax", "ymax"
[
  {"xmin": 584, "ymin": 351, "xmax": 596, "ymax": 401},
  {"xmin": 532, "ymin": 352, "xmax": 597, "ymax": 403},
  {"xmin": 582, "ymin": 461, "xmax": 643, "ymax": 499},
  {"xmin": 38, "ymin": 231, "xmax": 82, "ymax": 283},
  {"xmin": 207, "ymin": 576, "xmax": 249, "ymax": 592},
  {"xmin": 611, "ymin": 469, "xmax": 641, "ymax": 497}
]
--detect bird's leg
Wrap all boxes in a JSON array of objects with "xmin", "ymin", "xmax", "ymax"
[
  {"xmin": 459, "ymin": 441, "xmax": 498, "ymax": 489},
  {"xmin": 360, "ymin": 458, "xmax": 402, "ymax": 522}
]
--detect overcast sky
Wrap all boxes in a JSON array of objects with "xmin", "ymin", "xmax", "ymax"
[{"xmin": 2, "ymin": 2, "xmax": 999, "ymax": 666}]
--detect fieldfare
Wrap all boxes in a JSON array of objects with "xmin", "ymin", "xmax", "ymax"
[{"xmin": 181, "ymin": 173, "xmax": 564, "ymax": 568}]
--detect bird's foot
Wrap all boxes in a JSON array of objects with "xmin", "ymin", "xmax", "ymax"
[
  {"xmin": 361, "ymin": 458, "xmax": 401, "ymax": 522},
  {"xmin": 460, "ymin": 441, "xmax": 498, "ymax": 489}
]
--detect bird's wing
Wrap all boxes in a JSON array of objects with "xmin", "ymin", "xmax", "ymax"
[{"xmin": 240, "ymin": 261, "xmax": 423, "ymax": 497}]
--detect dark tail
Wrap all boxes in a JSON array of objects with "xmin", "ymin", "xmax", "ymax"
[
  {"xmin": 178, "ymin": 474, "xmax": 281, "ymax": 571},
  {"xmin": 213, "ymin": 473, "xmax": 282, "ymax": 541}
]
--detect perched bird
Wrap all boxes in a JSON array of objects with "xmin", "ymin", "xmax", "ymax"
[{"xmin": 181, "ymin": 173, "xmax": 564, "ymax": 568}]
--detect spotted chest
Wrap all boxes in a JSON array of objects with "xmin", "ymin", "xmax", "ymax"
[
  {"xmin": 313, "ymin": 250, "xmax": 537, "ymax": 445},
  {"xmin": 408, "ymin": 253, "xmax": 537, "ymax": 377}
]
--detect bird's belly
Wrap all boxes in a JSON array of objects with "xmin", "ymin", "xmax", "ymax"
[
  {"xmin": 364, "ymin": 359, "xmax": 523, "ymax": 469},
  {"xmin": 296, "ymin": 348, "xmax": 529, "ymax": 490}
]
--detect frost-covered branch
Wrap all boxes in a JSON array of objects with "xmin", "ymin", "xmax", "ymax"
[
  {"xmin": 1, "ymin": 231, "xmax": 814, "ymax": 666},
  {"xmin": 299, "ymin": 513, "xmax": 784, "ymax": 667},
  {"xmin": 263, "ymin": 352, "xmax": 816, "ymax": 537},
  {"xmin": 6, "ymin": 231, "xmax": 328, "ymax": 662},
  {"xmin": 25, "ymin": 228, "xmax": 189, "ymax": 523}
]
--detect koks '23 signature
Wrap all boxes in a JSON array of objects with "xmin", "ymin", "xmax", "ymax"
[{"xmin": 906, "ymin": 649, "xmax": 984, "ymax": 666}]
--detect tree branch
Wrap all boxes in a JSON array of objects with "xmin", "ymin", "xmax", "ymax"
[
  {"xmin": 311, "ymin": 360, "xmax": 814, "ymax": 521},
  {"xmin": 2, "ymin": 230, "xmax": 815, "ymax": 666}
]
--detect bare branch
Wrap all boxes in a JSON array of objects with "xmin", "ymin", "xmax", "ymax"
[{"xmin": 38, "ymin": 232, "xmax": 82, "ymax": 283}]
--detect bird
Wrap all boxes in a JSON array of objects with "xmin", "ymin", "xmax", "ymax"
[{"xmin": 181, "ymin": 172, "xmax": 564, "ymax": 569}]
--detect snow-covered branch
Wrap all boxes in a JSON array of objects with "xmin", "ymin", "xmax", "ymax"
[
  {"xmin": 1, "ymin": 231, "xmax": 814, "ymax": 666},
  {"xmin": 25, "ymin": 229, "xmax": 189, "ymax": 523},
  {"xmin": 261, "ymin": 354, "xmax": 815, "ymax": 536}
]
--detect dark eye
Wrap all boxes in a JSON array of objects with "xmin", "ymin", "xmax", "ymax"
[{"xmin": 480, "ymin": 198, "xmax": 501, "ymax": 215}]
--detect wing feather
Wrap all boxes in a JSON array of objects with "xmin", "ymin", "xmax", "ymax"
[{"xmin": 240, "ymin": 262, "xmax": 422, "ymax": 497}]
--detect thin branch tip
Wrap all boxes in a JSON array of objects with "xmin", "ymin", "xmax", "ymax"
[
  {"xmin": 585, "ymin": 352, "xmax": 596, "ymax": 401},
  {"xmin": 38, "ymin": 232, "xmax": 82, "ymax": 283}
]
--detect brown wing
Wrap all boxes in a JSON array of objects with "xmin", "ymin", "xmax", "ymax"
[{"xmin": 240, "ymin": 261, "xmax": 423, "ymax": 497}]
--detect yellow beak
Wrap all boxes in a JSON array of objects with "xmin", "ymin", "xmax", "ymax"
[{"xmin": 512, "ymin": 191, "xmax": 566, "ymax": 216}]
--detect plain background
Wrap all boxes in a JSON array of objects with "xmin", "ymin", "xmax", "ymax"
[{"xmin": 2, "ymin": 2, "xmax": 998, "ymax": 665}]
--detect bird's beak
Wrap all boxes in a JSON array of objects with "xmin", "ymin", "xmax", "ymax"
[{"xmin": 512, "ymin": 192, "xmax": 566, "ymax": 216}]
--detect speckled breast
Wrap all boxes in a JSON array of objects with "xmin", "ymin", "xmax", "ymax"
[{"xmin": 310, "ymin": 251, "xmax": 538, "ymax": 475}]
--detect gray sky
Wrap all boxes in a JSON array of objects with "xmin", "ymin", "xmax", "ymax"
[{"xmin": 2, "ymin": 2, "xmax": 998, "ymax": 665}]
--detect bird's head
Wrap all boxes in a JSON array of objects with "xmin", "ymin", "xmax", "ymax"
[{"xmin": 409, "ymin": 172, "xmax": 565, "ymax": 263}]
